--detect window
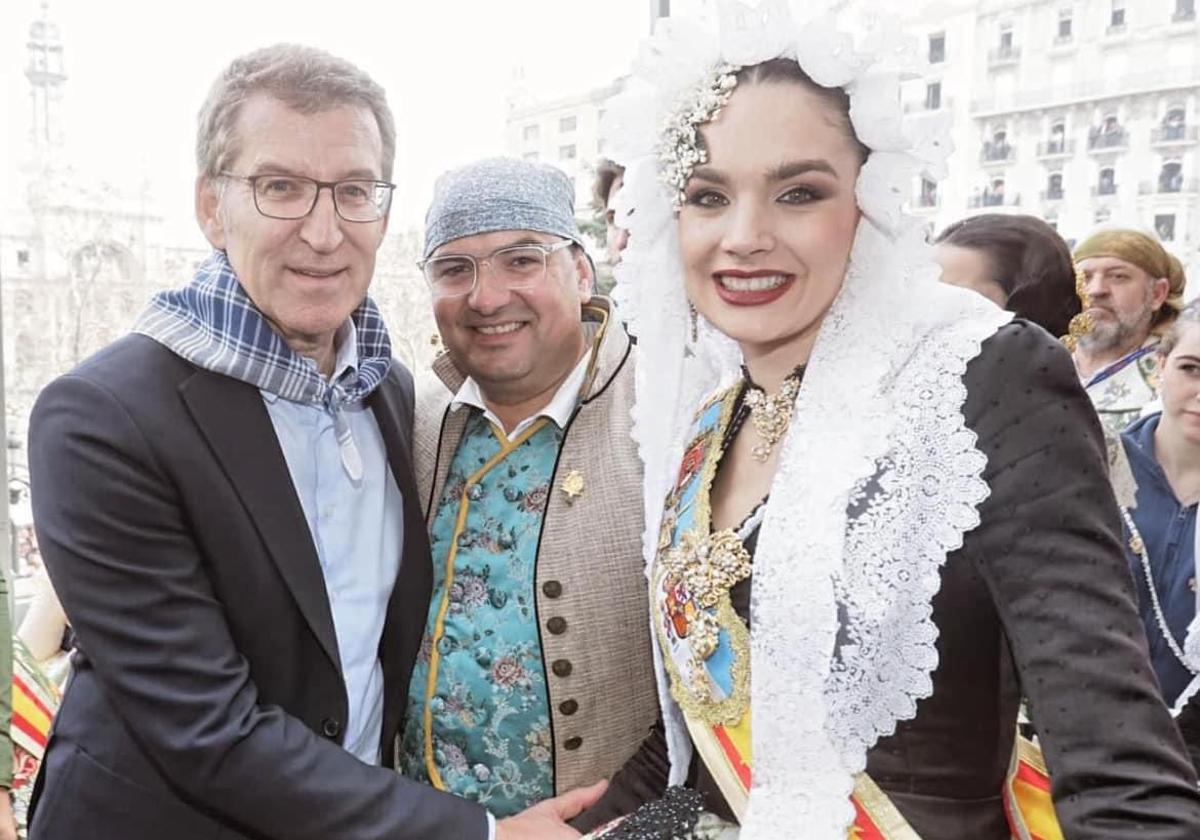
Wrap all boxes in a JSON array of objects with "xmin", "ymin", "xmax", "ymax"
[
  {"xmin": 523, "ymin": 124, "xmax": 539, "ymax": 142},
  {"xmin": 1098, "ymin": 167, "xmax": 1116, "ymax": 195},
  {"xmin": 984, "ymin": 127, "xmax": 1011, "ymax": 161},
  {"xmin": 1094, "ymin": 207, "xmax": 1112, "ymax": 224},
  {"xmin": 1176, "ymin": 0, "xmax": 1196, "ymax": 22},
  {"xmin": 919, "ymin": 177, "xmax": 938, "ymax": 207},
  {"xmin": 1156, "ymin": 214, "xmax": 1177, "ymax": 241},
  {"xmin": 1048, "ymin": 121, "xmax": 1066, "ymax": 153},
  {"xmin": 999, "ymin": 23, "xmax": 1013, "ymax": 50},
  {"xmin": 1110, "ymin": 1, "xmax": 1125, "ymax": 28},
  {"xmin": 15, "ymin": 249, "xmax": 29, "ymax": 267},
  {"xmin": 1160, "ymin": 160, "xmax": 1184, "ymax": 192},
  {"xmin": 1047, "ymin": 172, "xmax": 1064, "ymax": 200},
  {"xmin": 925, "ymin": 81, "xmax": 942, "ymax": 110},
  {"xmin": 1163, "ymin": 106, "xmax": 1187, "ymax": 140},
  {"xmin": 928, "ymin": 33, "xmax": 945, "ymax": 63},
  {"xmin": 983, "ymin": 177, "xmax": 1006, "ymax": 206},
  {"xmin": 1057, "ymin": 9, "xmax": 1073, "ymax": 40},
  {"xmin": 559, "ymin": 115, "xmax": 577, "ymax": 133},
  {"xmin": 559, "ymin": 144, "xmax": 577, "ymax": 161}
]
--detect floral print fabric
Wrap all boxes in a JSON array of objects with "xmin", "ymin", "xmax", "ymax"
[{"xmin": 401, "ymin": 411, "xmax": 562, "ymax": 815}]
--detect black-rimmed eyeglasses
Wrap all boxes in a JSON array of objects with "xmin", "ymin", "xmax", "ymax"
[
  {"xmin": 417, "ymin": 239, "xmax": 575, "ymax": 298},
  {"xmin": 220, "ymin": 173, "xmax": 395, "ymax": 223}
]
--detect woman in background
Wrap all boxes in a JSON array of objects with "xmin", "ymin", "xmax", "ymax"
[{"xmin": 933, "ymin": 213, "xmax": 1080, "ymax": 338}]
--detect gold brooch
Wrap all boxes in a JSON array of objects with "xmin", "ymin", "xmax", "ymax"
[
  {"xmin": 662, "ymin": 530, "xmax": 752, "ymax": 663},
  {"xmin": 1061, "ymin": 265, "xmax": 1093, "ymax": 352},
  {"xmin": 560, "ymin": 469, "xmax": 585, "ymax": 504}
]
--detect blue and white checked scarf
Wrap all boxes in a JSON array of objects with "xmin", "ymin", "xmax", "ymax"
[{"xmin": 134, "ymin": 250, "xmax": 393, "ymax": 481}]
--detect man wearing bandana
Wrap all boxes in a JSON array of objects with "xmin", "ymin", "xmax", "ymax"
[
  {"xmin": 1073, "ymin": 228, "xmax": 1188, "ymax": 434},
  {"xmin": 402, "ymin": 158, "xmax": 657, "ymax": 819},
  {"xmin": 27, "ymin": 47, "xmax": 600, "ymax": 840}
]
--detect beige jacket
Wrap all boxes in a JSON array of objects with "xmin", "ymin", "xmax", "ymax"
[{"xmin": 413, "ymin": 298, "xmax": 658, "ymax": 793}]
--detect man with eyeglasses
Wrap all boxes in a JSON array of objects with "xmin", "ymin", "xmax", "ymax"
[
  {"xmin": 400, "ymin": 157, "xmax": 657, "ymax": 827},
  {"xmin": 26, "ymin": 47, "xmax": 597, "ymax": 840}
]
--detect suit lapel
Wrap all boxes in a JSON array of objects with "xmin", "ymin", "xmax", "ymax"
[{"xmin": 179, "ymin": 370, "xmax": 341, "ymax": 674}]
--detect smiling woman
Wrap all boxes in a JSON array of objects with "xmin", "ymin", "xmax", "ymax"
[{"xmin": 574, "ymin": 4, "xmax": 1200, "ymax": 839}]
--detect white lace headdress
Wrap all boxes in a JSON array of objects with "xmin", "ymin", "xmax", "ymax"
[{"xmin": 603, "ymin": 1, "xmax": 1013, "ymax": 836}]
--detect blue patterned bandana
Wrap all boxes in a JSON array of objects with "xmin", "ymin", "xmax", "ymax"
[{"xmin": 134, "ymin": 250, "xmax": 393, "ymax": 479}]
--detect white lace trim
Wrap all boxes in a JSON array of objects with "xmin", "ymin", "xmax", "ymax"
[{"xmin": 605, "ymin": 3, "xmax": 1010, "ymax": 836}]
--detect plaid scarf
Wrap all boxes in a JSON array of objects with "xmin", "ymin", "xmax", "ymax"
[{"xmin": 134, "ymin": 250, "xmax": 393, "ymax": 479}]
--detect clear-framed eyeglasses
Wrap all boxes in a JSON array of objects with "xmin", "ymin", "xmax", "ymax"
[
  {"xmin": 220, "ymin": 173, "xmax": 395, "ymax": 222},
  {"xmin": 418, "ymin": 239, "xmax": 575, "ymax": 299}
]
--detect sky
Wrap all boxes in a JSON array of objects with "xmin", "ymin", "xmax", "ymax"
[{"xmin": 0, "ymin": 0, "xmax": 653, "ymax": 245}]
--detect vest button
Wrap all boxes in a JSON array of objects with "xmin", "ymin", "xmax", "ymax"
[
  {"xmin": 551, "ymin": 659, "xmax": 573, "ymax": 678},
  {"xmin": 559, "ymin": 699, "xmax": 579, "ymax": 716},
  {"xmin": 546, "ymin": 616, "xmax": 568, "ymax": 635},
  {"xmin": 542, "ymin": 580, "xmax": 563, "ymax": 599},
  {"xmin": 321, "ymin": 718, "xmax": 341, "ymax": 739},
  {"xmin": 563, "ymin": 736, "xmax": 583, "ymax": 751}
]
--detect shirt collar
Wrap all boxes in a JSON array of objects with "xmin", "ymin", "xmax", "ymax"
[
  {"xmin": 451, "ymin": 349, "xmax": 592, "ymax": 436},
  {"xmin": 261, "ymin": 319, "xmax": 359, "ymax": 405}
]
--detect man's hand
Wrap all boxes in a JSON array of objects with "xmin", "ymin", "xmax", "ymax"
[
  {"xmin": 496, "ymin": 780, "xmax": 608, "ymax": 840},
  {"xmin": 0, "ymin": 790, "xmax": 17, "ymax": 840}
]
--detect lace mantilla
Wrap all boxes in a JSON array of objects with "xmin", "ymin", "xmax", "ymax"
[{"xmin": 603, "ymin": 2, "xmax": 1009, "ymax": 836}]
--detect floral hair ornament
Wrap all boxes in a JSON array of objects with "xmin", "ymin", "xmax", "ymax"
[{"xmin": 658, "ymin": 63, "xmax": 740, "ymax": 209}]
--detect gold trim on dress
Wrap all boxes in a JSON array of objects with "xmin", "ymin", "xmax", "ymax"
[{"xmin": 653, "ymin": 384, "xmax": 753, "ymax": 726}]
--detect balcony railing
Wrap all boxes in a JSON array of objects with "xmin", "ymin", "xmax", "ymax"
[
  {"xmin": 988, "ymin": 45, "xmax": 1021, "ymax": 67},
  {"xmin": 1173, "ymin": 8, "xmax": 1196, "ymax": 23},
  {"xmin": 1090, "ymin": 183, "xmax": 1119, "ymax": 197},
  {"xmin": 1139, "ymin": 178, "xmax": 1200, "ymax": 194},
  {"xmin": 1088, "ymin": 128, "xmax": 1128, "ymax": 151},
  {"xmin": 980, "ymin": 142, "xmax": 1015, "ymax": 164},
  {"xmin": 1152, "ymin": 125, "xmax": 1198, "ymax": 145},
  {"xmin": 971, "ymin": 65, "xmax": 1200, "ymax": 115},
  {"xmin": 1037, "ymin": 139, "xmax": 1075, "ymax": 158},
  {"xmin": 968, "ymin": 192, "xmax": 1018, "ymax": 208},
  {"xmin": 1040, "ymin": 189, "xmax": 1065, "ymax": 202}
]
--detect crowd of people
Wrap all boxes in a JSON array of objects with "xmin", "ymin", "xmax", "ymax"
[{"xmin": 10, "ymin": 4, "xmax": 1200, "ymax": 839}]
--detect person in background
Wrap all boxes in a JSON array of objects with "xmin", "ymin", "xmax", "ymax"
[
  {"xmin": 593, "ymin": 159, "xmax": 628, "ymax": 266},
  {"xmin": 1073, "ymin": 229, "xmax": 1187, "ymax": 434},
  {"xmin": 1117, "ymin": 304, "xmax": 1200, "ymax": 711},
  {"xmin": 933, "ymin": 213, "xmax": 1080, "ymax": 338}
]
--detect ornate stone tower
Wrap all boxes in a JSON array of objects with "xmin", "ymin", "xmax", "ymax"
[{"xmin": 25, "ymin": 1, "xmax": 68, "ymax": 150}]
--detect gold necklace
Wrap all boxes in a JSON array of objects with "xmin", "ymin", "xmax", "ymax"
[{"xmin": 742, "ymin": 365, "xmax": 804, "ymax": 462}]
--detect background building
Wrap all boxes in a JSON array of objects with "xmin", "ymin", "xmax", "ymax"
[
  {"xmin": 505, "ymin": 0, "xmax": 1200, "ymax": 281},
  {"xmin": 903, "ymin": 0, "xmax": 1200, "ymax": 278}
]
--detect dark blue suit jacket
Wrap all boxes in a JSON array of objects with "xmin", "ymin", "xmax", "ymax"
[{"xmin": 27, "ymin": 334, "xmax": 487, "ymax": 840}]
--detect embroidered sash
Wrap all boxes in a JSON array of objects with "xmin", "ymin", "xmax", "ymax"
[{"xmin": 652, "ymin": 389, "xmax": 1062, "ymax": 839}]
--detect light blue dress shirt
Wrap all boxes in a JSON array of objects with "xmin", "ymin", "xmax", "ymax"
[{"xmin": 261, "ymin": 320, "xmax": 402, "ymax": 765}]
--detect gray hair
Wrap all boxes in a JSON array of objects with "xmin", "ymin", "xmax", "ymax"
[{"xmin": 196, "ymin": 43, "xmax": 396, "ymax": 181}]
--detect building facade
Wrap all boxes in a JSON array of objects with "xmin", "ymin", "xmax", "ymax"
[
  {"xmin": 903, "ymin": 0, "xmax": 1199, "ymax": 279},
  {"xmin": 505, "ymin": 0, "xmax": 1200, "ymax": 283}
]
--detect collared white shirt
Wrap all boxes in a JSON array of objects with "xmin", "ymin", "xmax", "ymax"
[
  {"xmin": 261, "ymin": 320, "xmax": 403, "ymax": 765},
  {"xmin": 450, "ymin": 350, "xmax": 593, "ymax": 438}
]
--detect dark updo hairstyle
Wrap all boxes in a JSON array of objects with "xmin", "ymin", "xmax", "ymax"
[
  {"xmin": 734, "ymin": 58, "xmax": 870, "ymax": 163},
  {"xmin": 935, "ymin": 213, "xmax": 1081, "ymax": 337}
]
